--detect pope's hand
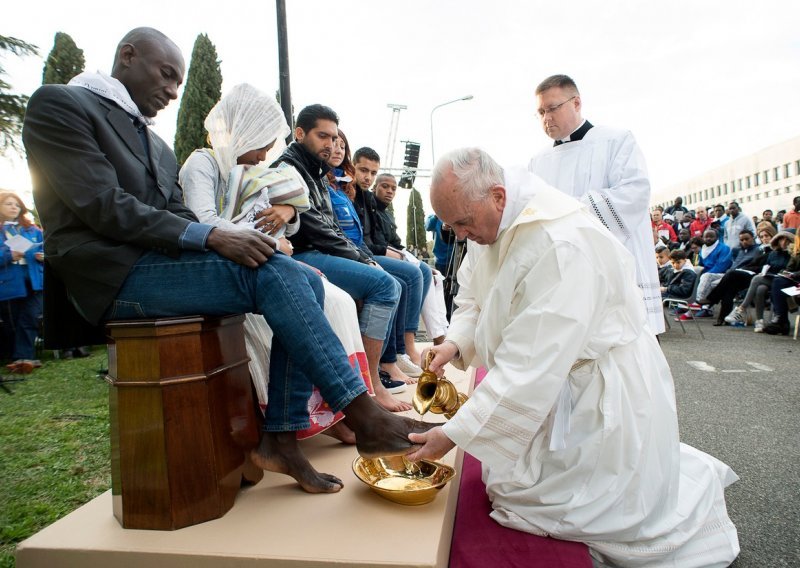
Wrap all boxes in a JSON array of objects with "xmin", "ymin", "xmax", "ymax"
[
  {"xmin": 406, "ymin": 426, "xmax": 456, "ymax": 462},
  {"xmin": 421, "ymin": 341, "xmax": 459, "ymax": 376}
]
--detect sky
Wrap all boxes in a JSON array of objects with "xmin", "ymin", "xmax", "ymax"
[{"xmin": 2, "ymin": 0, "xmax": 800, "ymax": 236}]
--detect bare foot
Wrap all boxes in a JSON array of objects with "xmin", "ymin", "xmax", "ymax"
[
  {"xmin": 343, "ymin": 393, "xmax": 438, "ymax": 458},
  {"xmin": 322, "ymin": 421, "xmax": 357, "ymax": 444},
  {"xmin": 373, "ymin": 382, "xmax": 412, "ymax": 412},
  {"xmin": 250, "ymin": 432, "xmax": 344, "ymax": 493},
  {"xmin": 381, "ymin": 362, "xmax": 417, "ymax": 385}
]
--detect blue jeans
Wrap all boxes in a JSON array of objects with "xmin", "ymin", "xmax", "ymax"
[
  {"xmin": 10, "ymin": 286, "xmax": 42, "ymax": 360},
  {"xmin": 108, "ymin": 251, "xmax": 367, "ymax": 432},
  {"xmin": 770, "ymin": 275, "xmax": 794, "ymax": 320},
  {"xmin": 293, "ymin": 250, "xmax": 399, "ymax": 341}
]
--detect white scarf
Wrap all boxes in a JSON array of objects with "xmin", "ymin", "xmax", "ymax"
[
  {"xmin": 68, "ymin": 70, "xmax": 155, "ymax": 126},
  {"xmin": 700, "ymin": 240, "xmax": 718, "ymax": 259}
]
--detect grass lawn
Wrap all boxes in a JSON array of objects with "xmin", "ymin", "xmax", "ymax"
[{"xmin": 0, "ymin": 349, "xmax": 110, "ymax": 568}]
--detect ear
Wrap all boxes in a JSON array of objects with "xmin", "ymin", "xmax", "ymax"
[
  {"xmin": 294, "ymin": 126, "xmax": 305, "ymax": 142},
  {"xmin": 490, "ymin": 185, "xmax": 506, "ymax": 210},
  {"xmin": 573, "ymin": 94, "xmax": 582, "ymax": 113},
  {"xmin": 118, "ymin": 43, "xmax": 136, "ymax": 68}
]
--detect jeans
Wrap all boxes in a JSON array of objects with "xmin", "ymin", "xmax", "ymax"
[
  {"xmin": 108, "ymin": 250, "xmax": 367, "ymax": 432},
  {"xmin": 770, "ymin": 275, "xmax": 794, "ymax": 320},
  {"xmin": 293, "ymin": 250, "xmax": 399, "ymax": 341},
  {"xmin": 374, "ymin": 256, "xmax": 431, "ymax": 333},
  {"xmin": 10, "ymin": 287, "xmax": 43, "ymax": 360}
]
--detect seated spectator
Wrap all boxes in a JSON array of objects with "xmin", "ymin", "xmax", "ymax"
[
  {"xmin": 700, "ymin": 228, "xmax": 770, "ymax": 326},
  {"xmin": 760, "ymin": 209, "xmax": 778, "ymax": 231},
  {"xmin": 689, "ymin": 207, "xmax": 711, "ymax": 237},
  {"xmin": 655, "ymin": 243, "xmax": 673, "ymax": 286},
  {"xmin": 686, "ymin": 236, "xmax": 704, "ymax": 266},
  {"xmin": 660, "ymin": 249, "xmax": 697, "ymax": 299},
  {"xmin": 764, "ymin": 232, "xmax": 800, "ymax": 335},
  {"xmin": 682, "ymin": 228, "xmax": 733, "ymax": 319},
  {"xmin": 781, "ymin": 196, "xmax": 800, "ymax": 232},
  {"xmin": 0, "ymin": 191, "xmax": 44, "ymax": 374},
  {"xmin": 180, "ymin": 83, "xmax": 373, "ymax": 442},
  {"xmin": 268, "ymin": 104, "xmax": 410, "ymax": 412},
  {"xmin": 776, "ymin": 210, "xmax": 786, "ymax": 231},
  {"xmin": 351, "ymin": 148, "xmax": 429, "ymax": 379},
  {"xmin": 724, "ymin": 231, "xmax": 793, "ymax": 330},
  {"xmin": 671, "ymin": 227, "xmax": 691, "ymax": 251},
  {"xmin": 652, "ymin": 209, "xmax": 677, "ymax": 244}
]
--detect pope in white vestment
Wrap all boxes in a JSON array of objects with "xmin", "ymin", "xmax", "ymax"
[
  {"xmin": 529, "ymin": 124, "xmax": 665, "ymax": 334},
  {"xmin": 411, "ymin": 150, "xmax": 739, "ymax": 568}
]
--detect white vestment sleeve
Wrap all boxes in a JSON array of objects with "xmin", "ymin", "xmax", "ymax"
[
  {"xmin": 442, "ymin": 239, "xmax": 601, "ymax": 464},
  {"xmin": 579, "ymin": 131, "xmax": 650, "ymax": 243}
]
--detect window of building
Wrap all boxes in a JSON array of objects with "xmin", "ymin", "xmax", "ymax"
[
  {"xmin": 754, "ymin": 173, "xmax": 760, "ymax": 186},
  {"xmin": 774, "ymin": 189, "xmax": 781, "ymax": 196},
  {"xmin": 746, "ymin": 176, "xmax": 751, "ymax": 188},
  {"xmin": 763, "ymin": 170, "xmax": 769, "ymax": 184},
  {"xmin": 788, "ymin": 186, "xmax": 794, "ymax": 194},
  {"xmin": 774, "ymin": 167, "xmax": 780, "ymax": 181},
  {"xmin": 795, "ymin": 160, "xmax": 800, "ymax": 176},
  {"xmin": 704, "ymin": 189, "xmax": 708, "ymax": 200},
  {"xmin": 737, "ymin": 179, "xmax": 743, "ymax": 192},
  {"xmin": 785, "ymin": 164, "xmax": 791, "ymax": 178}
]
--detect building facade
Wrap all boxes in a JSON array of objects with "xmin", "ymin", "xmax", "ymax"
[{"xmin": 652, "ymin": 136, "xmax": 800, "ymax": 221}]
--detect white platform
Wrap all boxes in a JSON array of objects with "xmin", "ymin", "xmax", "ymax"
[{"xmin": 16, "ymin": 361, "xmax": 472, "ymax": 568}]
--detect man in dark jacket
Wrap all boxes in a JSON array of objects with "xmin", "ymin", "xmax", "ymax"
[{"xmin": 271, "ymin": 106, "xmax": 409, "ymax": 411}]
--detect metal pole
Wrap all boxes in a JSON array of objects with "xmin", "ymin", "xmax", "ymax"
[
  {"xmin": 385, "ymin": 104, "xmax": 407, "ymax": 170},
  {"xmin": 276, "ymin": 0, "xmax": 293, "ymax": 144},
  {"xmin": 430, "ymin": 95, "xmax": 474, "ymax": 165}
]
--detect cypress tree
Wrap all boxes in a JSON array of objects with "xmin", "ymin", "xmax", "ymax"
[
  {"xmin": 174, "ymin": 33, "xmax": 222, "ymax": 165},
  {"xmin": 406, "ymin": 188, "xmax": 426, "ymax": 250},
  {"xmin": 42, "ymin": 32, "xmax": 85, "ymax": 85},
  {"xmin": 0, "ymin": 35, "xmax": 38, "ymax": 156}
]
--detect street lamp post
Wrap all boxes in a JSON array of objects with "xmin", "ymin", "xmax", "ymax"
[{"xmin": 430, "ymin": 95, "xmax": 474, "ymax": 165}]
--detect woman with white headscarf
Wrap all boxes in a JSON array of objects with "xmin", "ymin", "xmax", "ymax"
[{"xmin": 181, "ymin": 83, "xmax": 372, "ymax": 441}]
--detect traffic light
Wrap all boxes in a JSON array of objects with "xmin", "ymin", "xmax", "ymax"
[{"xmin": 399, "ymin": 141, "xmax": 420, "ymax": 189}]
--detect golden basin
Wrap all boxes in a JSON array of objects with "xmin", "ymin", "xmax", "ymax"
[{"xmin": 352, "ymin": 456, "xmax": 456, "ymax": 506}]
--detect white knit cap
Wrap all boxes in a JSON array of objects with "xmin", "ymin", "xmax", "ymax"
[{"xmin": 204, "ymin": 83, "xmax": 290, "ymax": 182}]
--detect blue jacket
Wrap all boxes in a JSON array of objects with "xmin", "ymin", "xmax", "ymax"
[
  {"xmin": 1, "ymin": 222, "xmax": 44, "ymax": 301},
  {"xmin": 699, "ymin": 241, "xmax": 733, "ymax": 274},
  {"xmin": 425, "ymin": 215, "xmax": 455, "ymax": 267}
]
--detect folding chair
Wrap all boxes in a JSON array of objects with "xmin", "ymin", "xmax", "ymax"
[{"xmin": 662, "ymin": 272, "xmax": 705, "ymax": 339}]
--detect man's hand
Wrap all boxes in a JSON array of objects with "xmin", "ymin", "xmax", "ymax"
[
  {"xmin": 406, "ymin": 427, "xmax": 456, "ymax": 462},
  {"xmin": 420, "ymin": 341, "xmax": 459, "ymax": 376},
  {"xmin": 255, "ymin": 205, "xmax": 295, "ymax": 235},
  {"xmin": 11, "ymin": 251, "xmax": 23, "ymax": 261},
  {"xmin": 206, "ymin": 227, "xmax": 276, "ymax": 267}
]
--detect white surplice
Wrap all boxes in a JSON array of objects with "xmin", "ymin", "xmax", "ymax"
[
  {"xmin": 442, "ymin": 167, "xmax": 739, "ymax": 567},
  {"xmin": 529, "ymin": 125, "xmax": 665, "ymax": 334}
]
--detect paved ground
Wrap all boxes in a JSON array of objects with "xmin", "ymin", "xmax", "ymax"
[{"xmin": 660, "ymin": 314, "xmax": 799, "ymax": 567}]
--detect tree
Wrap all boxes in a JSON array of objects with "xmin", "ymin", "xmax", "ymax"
[
  {"xmin": 406, "ymin": 188, "xmax": 426, "ymax": 250},
  {"xmin": 173, "ymin": 34, "xmax": 222, "ymax": 165},
  {"xmin": 42, "ymin": 32, "xmax": 85, "ymax": 85},
  {"xmin": 0, "ymin": 35, "xmax": 38, "ymax": 157}
]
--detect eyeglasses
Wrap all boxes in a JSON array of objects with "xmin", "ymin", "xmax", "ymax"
[{"xmin": 537, "ymin": 96, "xmax": 576, "ymax": 118}]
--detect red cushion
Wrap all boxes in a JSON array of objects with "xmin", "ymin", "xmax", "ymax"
[{"xmin": 449, "ymin": 368, "xmax": 592, "ymax": 567}]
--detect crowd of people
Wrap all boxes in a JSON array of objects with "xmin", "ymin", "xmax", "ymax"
[
  {"xmin": 654, "ymin": 195, "xmax": 800, "ymax": 335},
  {"xmin": 7, "ymin": 25, "xmax": 753, "ymax": 566}
]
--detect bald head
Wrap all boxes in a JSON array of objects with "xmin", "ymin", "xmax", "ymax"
[{"xmin": 111, "ymin": 27, "xmax": 185, "ymax": 117}]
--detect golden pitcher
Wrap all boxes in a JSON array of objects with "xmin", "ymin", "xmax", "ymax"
[{"xmin": 412, "ymin": 351, "xmax": 469, "ymax": 419}]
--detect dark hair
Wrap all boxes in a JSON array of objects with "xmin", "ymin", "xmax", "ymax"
[
  {"xmin": 326, "ymin": 129, "xmax": 356, "ymax": 200},
  {"xmin": 535, "ymin": 74, "xmax": 579, "ymax": 95},
  {"xmin": 739, "ymin": 229, "xmax": 754, "ymax": 238},
  {"xmin": 353, "ymin": 146, "xmax": 380, "ymax": 165},
  {"xmin": 375, "ymin": 173, "xmax": 396, "ymax": 185},
  {"xmin": 296, "ymin": 104, "xmax": 339, "ymax": 134},
  {"xmin": 669, "ymin": 249, "xmax": 687, "ymax": 261},
  {"xmin": 762, "ymin": 209, "xmax": 773, "ymax": 215},
  {"xmin": 689, "ymin": 237, "xmax": 704, "ymax": 247},
  {"xmin": 728, "ymin": 201, "xmax": 739, "ymax": 208}
]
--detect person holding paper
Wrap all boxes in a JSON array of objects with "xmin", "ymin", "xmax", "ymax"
[
  {"xmin": 0, "ymin": 192, "xmax": 44, "ymax": 373},
  {"xmin": 764, "ymin": 232, "xmax": 800, "ymax": 335}
]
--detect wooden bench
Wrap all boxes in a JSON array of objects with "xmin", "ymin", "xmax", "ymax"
[{"xmin": 106, "ymin": 315, "xmax": 262, "ymax": 530}]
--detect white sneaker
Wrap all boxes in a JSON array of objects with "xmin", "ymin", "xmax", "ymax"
[
  {"xmin": 753, "ymin": 319, "xmax": 765, "ymax": 333},
  {"xmin": 724, "ymin": 308, "xmax": 745, "ymax": 325},
  {"xmin": 396, "ymin": 353, "xmax": 423, "ymax": 377}
]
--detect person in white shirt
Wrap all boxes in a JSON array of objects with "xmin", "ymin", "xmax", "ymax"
[
  {"xmin": 408, "ymin": 147, "xmax": 739, "ymax": 567},
  {"xmin": 528, "ymin": 74, "xmax": 663, "ymax": 334}
]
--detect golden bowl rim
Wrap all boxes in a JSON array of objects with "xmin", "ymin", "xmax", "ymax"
[{"xmin": 351, "ymin": 455, "xmax": 456, "ymax": 493}]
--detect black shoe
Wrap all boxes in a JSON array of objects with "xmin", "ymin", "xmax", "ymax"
[
  {"xmin": 713, "ymin": 320, "xmax": 728, "ymax": 327},
  {"xmin": 378, "ymin": 370, "xmax": 406, "ymax": 394},
  {"xmin": 763, "ymin": 319, "xmax": 790, "ymax": 336}
]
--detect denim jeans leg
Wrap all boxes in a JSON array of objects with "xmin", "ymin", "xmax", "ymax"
[
  {"xmin": 110, "ymin": 251, "xmax": 367, "ymax": 431},
  {"xmin": 293, "ymin": 250, "xmax": 399, "ymax": 340},
  {"xmin": 374, "ymin": 256, "xmax": 423, "ymax": 333},
  {"xmin": 11, "ymin": 290, "xmax": 42, "ymax": 360},
  {"xmin": 380, "ymin": 275, "xmax": 407, "ymax": 363}
]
